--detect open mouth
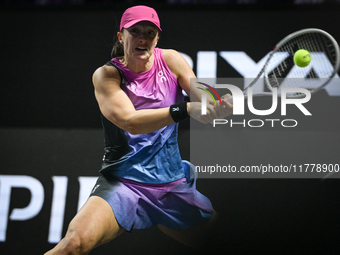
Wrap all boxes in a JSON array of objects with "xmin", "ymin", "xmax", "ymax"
[{"xmin": 136, "ymin": 47, "xmax": 147, "ymax": 52}]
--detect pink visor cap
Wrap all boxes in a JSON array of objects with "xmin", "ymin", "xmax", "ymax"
[{"xmin": 120, "ymin": 5, "xmax": 162, "ymax": 31}]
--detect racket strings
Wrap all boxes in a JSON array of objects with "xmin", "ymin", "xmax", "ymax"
[{"xmin": 265, "ymin": 31, "xmax": 338, "ymax": 95}]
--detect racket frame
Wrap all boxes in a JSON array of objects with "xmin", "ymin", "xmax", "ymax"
[{"xmin": 242, "ymin": 28, "xmax": 340, "ymax": 99}]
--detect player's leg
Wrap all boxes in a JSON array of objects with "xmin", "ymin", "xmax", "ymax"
[
  {"xmin": 45, "ymin": 196, "xmax": 124, "ymax": 255},
  {"xmin": 158, "ymin": 210, "xmax": 218, "ymax": 252}
]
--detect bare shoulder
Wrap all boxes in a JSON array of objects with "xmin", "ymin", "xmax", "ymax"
[
  {"xmin": 162, "ymin": 49, "xmax": 185, "ymax": 65},
  {"xmin": 93, "ymin": 64, "xmax": 121, "ymax": 83},
  {"xmin": 162, "ymin": 49, "xmax": 190, "ymax": 78},
  {"xmin": 92, "ymin": 64, "xmax": 121, "ymax": 91}
]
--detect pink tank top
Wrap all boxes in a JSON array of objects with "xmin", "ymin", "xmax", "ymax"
[
  {"xmin": 103, "ymin": 48, "xmax": 185, "ymax": 184},
  {"xmin": 111, "ymin": 48, "xmax": 184, "ymax": 109}
]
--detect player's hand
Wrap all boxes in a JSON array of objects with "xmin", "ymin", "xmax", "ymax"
[
  {"xmin": 188, "ymin": 102, "xmax": 219, "ymax": 124},
  {"xmin": 214, "ymin": 94, "xmax": 233, "ymax": 118}
]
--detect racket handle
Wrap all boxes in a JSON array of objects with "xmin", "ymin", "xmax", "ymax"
[
  {"xmin": 227, "ymin": 93, "xmax": 273, "ymax": 104},
  {"xmin": 227, "ymin": 95, "xmax": 248, "ymax": 104}
]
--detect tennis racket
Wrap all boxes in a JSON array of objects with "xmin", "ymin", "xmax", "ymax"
[{"xmin": 200, "ymin": 28, "xmax": 340, "ymax": 103}]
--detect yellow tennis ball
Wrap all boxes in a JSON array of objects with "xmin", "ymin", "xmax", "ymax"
[{"xmin": 294, "ymin": 49, "xmax": 311, "ymax": 67}]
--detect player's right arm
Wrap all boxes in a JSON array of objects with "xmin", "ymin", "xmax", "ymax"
[{"xmin": 93, "ymin": 65, "xmax": 174, "ymax": 134}]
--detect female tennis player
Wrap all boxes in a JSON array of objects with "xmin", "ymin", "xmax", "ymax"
[{"xmin": 45, "ymin": 5, "xmax": 232, "ymax": 255}]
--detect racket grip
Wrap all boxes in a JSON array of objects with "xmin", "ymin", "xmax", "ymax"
[{"xmin": 227, "ymin": 94, "xmax": 248, "ymax": 104}]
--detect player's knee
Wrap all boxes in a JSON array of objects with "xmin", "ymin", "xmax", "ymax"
[{"xmin": 60, "ymin": 229, "xmax": 94, "ymax": 255}]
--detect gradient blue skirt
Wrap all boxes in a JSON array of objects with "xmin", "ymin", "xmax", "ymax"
[{"xmin": 90, "ymin": 161, "xmax": 214, "ymax": 231}]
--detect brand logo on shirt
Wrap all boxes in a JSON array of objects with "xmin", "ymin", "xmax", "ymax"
[
  {"xmin": 126, "ymin": 82, "xmax": 137, "ymax": 90},
  {"xmin": 158, "ymin": 70, "xmax": 167, "ymax": 82}
]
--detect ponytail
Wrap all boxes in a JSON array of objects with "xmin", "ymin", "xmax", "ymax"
[
  {"xmin": 111, "ymin": 29, "xmax": 124, "ymax": 58},
  {"xmin": 111, "ymin": 40, "xmax": 124, "ymax": 58}
]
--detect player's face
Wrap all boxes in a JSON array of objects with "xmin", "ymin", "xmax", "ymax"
[{"xmin": 119, "ymin": 22, "xmax": 159, "ymax": 62}]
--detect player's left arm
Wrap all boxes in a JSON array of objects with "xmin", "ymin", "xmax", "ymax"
[
  {"xmin": 162, "ymin": 49, "xmax": 205, "ymax": 102},
  {"xmin": 163, "ymin": 49, "xmax": 233, "ymax": 118}
]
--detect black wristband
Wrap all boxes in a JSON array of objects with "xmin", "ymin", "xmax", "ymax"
[{"xmin": 169, "ymin": 102, "xmax": 189, "ymax": 123}]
